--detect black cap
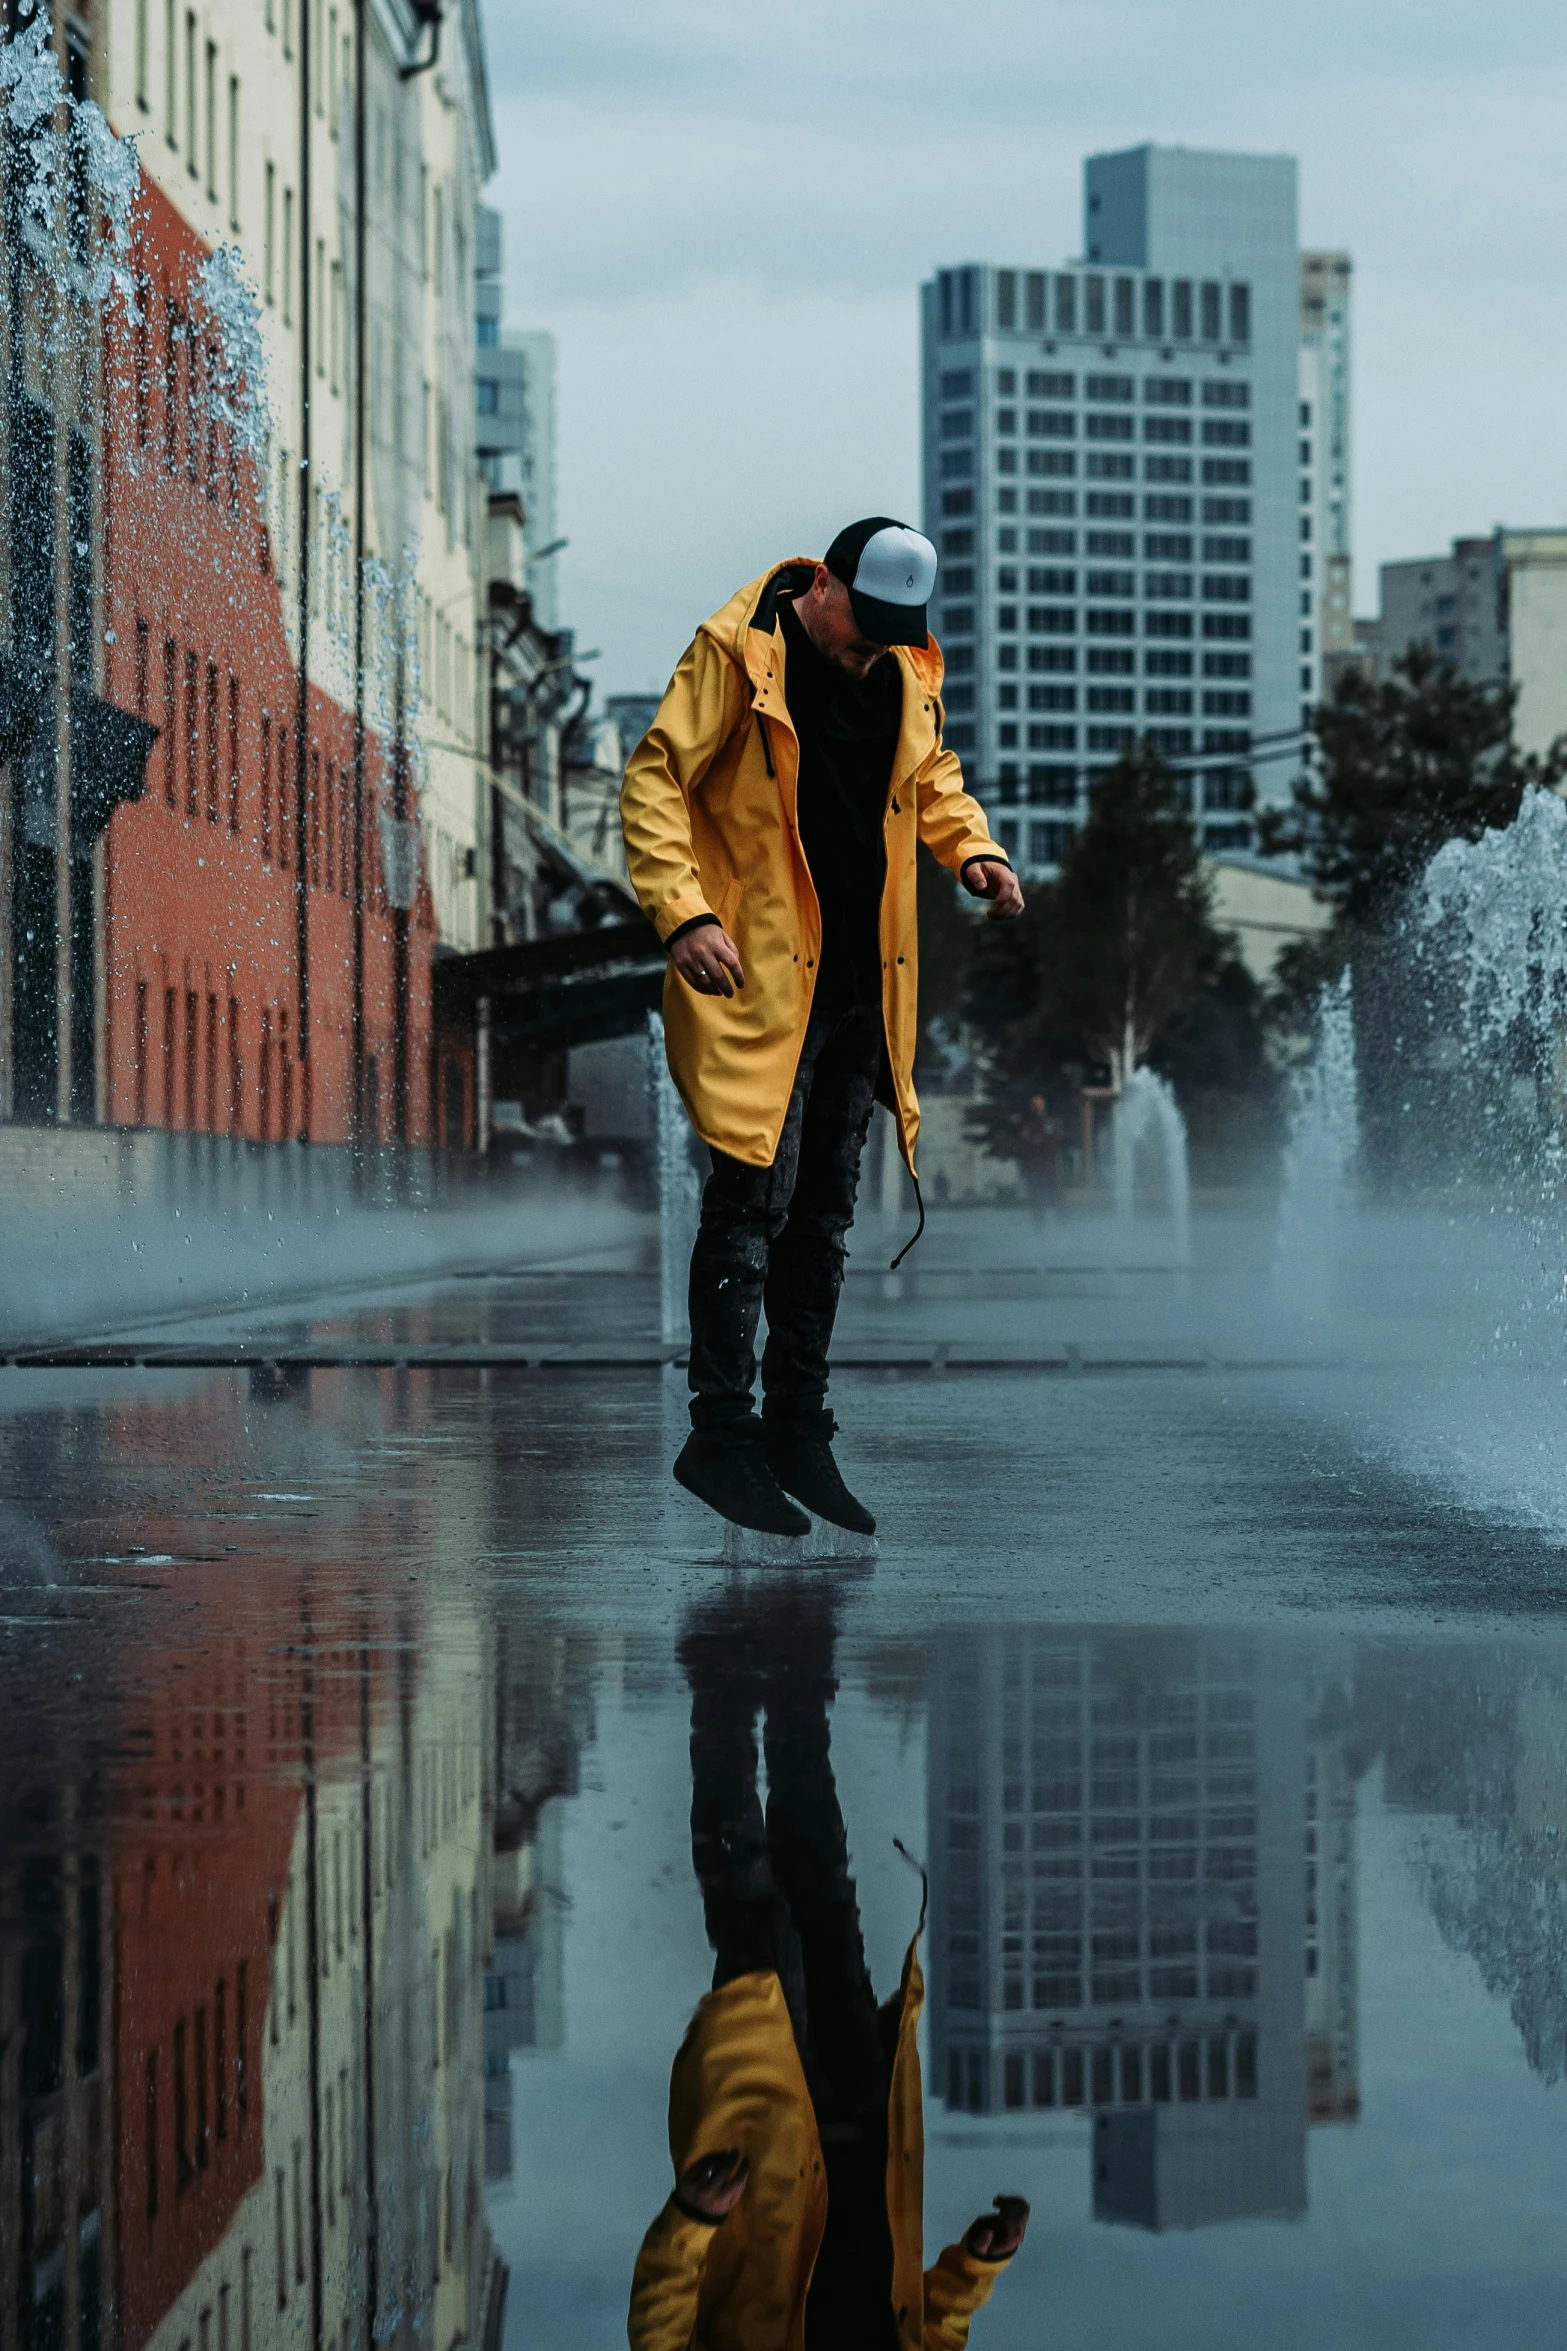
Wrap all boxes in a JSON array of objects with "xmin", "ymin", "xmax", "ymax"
[{"xmin": 823, "ymin": 517, "xmax": 938, "ymax": 647}]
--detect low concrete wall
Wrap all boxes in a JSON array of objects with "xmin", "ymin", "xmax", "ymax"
[{"xmin": 0, "ymin": 1123, "xmax": 646, "ymax": 1345}]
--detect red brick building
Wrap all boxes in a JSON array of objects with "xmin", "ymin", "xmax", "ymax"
[{"xmin": 99, "ymin": 177, "xmax": 435, "ymax": 1149}]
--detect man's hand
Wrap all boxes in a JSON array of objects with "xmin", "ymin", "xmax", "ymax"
[
  {"xmin": 670, "ymin": 924, "xmax": 746, "ymax": 997},
  {"xmin": 676, "ymin": 2149, "xmax": 750, "ymax": 2222},
  {"xmin": 962, "ymin": 860, "xmax": 1025, "ymax": 920},
  {"xmin": 966, "ymin": 2194, "xmax": 1030, "ymax": 2260}
]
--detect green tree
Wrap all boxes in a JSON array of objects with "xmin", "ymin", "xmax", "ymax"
[
  {"xmin": 1263, "ymin": 644, "xmax": 1567, "ymax": 930},
  {"xmin": 1261, "ymin": 647, "xmax": 1567, "ymax": 1183},
  {"xmin": 963, "ymin": 742, "xmax": 1272, "ymax": 1178}
]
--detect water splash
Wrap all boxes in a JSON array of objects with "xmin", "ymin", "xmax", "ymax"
[
  {"xmin": 1111, "ymin": 1065, "xmax": 1191, "ymax": 1272},
  {"xmin": 1273, "ymin": 971, "xmax": 1359, "ymax": 1302},
  {"xmin": 0, "ymin": 13, "xmax": 141, "ymax": 309},
  {"xmin": 647, "ymin": 1010, "xmax": 702, "ymax": 1346},
  {"xmin": 1419, "ymin": 786, "xmax": 1567, "ymax": 1067},
  {"xmin": 191, "ymin": 244, "xmax": 271, "ymax": 467}
]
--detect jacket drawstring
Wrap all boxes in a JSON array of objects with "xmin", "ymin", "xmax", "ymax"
[
  {"xmin": 755, "ymin": 711, "xmax": 775, "ymax": 777},
  {"xmin": 893, "ymin": 1838, "xmax": 929, "ymax": 1935},
  {"xmin": 889, "ymin": 1174, "xmax": 925, "ymax": 1272}
]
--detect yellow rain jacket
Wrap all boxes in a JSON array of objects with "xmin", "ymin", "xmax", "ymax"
[
  {"xmin": 620, "ymin": 562, "xmax": 1007, "ymax": 1173},
  {"xmin": 628, "ymin": 1938, "xmax": 1014, "ymax": 2351}
]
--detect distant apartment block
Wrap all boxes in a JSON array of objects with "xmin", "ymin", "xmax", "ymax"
[
  {"xmin": 475, "ymin": 206, "xmax": 560, "ymax": 627},
  {"xmin": 921, "ymin": 145, "xmax": 1333, "ymax": 875},
  {"xmin": 1359, "ymin": 530, "xmax": 1567, "ymax": 758}
]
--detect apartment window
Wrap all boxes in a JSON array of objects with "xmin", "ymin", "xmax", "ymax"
[
  {"xmin": 1084, "ymin": 275, "xmax": 1104, "ymax": 334},
  {"xmin": 162, "ymin": 639, "xmax": 178, "ymax": 804},
  {"xmin": 204, "ymin": 40, "xmax": 217, "ymax": 198},
  {"xmin": 1146, "ymin": 494, "xmax": 1192, "ymax": 521},
  {"xmin": 1172, "ymin": 280, "xmax": 1192, "ymax": 338},
  {"xmin": 1203, "ymin": 379, "xmax": 1250, "ymax": 409},
  {"xmin": 205, "ymin": 661, "xmax": 219, "ymax": 821},
  {"xmin": 1087, "ymin": 452, "xmax": 1133, "ymax": 480},
  {"xmin": 1054, "ymin": 276, "xmax": 1076, "ymax": 333},
  {"xmin": 165, "ymin": 0, "xmax": 177, "ymax": 143},
  {"xmin": 175, "ymin": 2018, "xmax": 192, "ymax": 2188},
  {"xmin": 1113, "ymin": 277, "xmax": 1134, "ymax": 336},
  {"xmin": 1202, "ymin": 417, "xmax": 1251, "ymax": 448},
  {"xmin": 1203, "ymin": 535, "xmax": 1251, "ymax": 563},
  {"xmin": 184, "ymin": 14, "xmax": 197, "ymax": 170},
  {"xmin": 1144, "ymin": 532, "xmax": 1191, "ymax": 561},
  {"xmin": 1146, "ymin": 455, "xmax": 1193, "ymax": 484},
  {"xmin": 996, "ymin": 269, "xmax": 1016, "ymax": 329},
  {"xmin": 1143, "ymin": 415, "xmax": 1191, "ymax": 443},
  {"xmin": 1202, "ymin": 457, "xmax": 1250, "ymax": 486},
  {"xmin": 1142, "ymin": 279, "xmax": 1163, "ymax": 338},
  {"xmin": 229, "ymin": 79, "xmax": 241, "ymax": 229},
  {"xmin": 1230, "ymin": 284, "xmax": 1251, "ymax": 342},
  {"xmin": 1025, "ymin": 271, "xmax": 1045, "ymax": 330},
  {"xmin": 939, "ymin": 369, "xmax": 974, "ymax": 397},
  {"xmin": 282, "ymin": 188, "xmax": 294, "ymax": 325},
  {"xmin": 1200, "ymin": 281, "xmax": 1222, "ymax": 340}
]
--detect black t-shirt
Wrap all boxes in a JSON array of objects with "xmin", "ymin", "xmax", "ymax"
[{"xmin": 778, "ymin": 597, "xmax": 903, "ymax": 1006}]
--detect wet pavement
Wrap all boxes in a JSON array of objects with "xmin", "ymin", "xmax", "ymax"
[{"xmin": 3, "ymin": 1210, "xmax": 1567, "ymax": 2347}]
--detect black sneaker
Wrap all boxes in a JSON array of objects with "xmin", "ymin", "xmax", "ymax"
[
  {"xmin": 674, "ymin": 1431, "xmax": 811, "ymax": 1537},
  {"xmin": 763, "ymin": 1412, "xmax": 876, "ymax": 1536}
]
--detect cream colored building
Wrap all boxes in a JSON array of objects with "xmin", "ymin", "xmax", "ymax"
[{"xmin": 102, "ymin": 0, "xmax": 496, "ymax": 949}]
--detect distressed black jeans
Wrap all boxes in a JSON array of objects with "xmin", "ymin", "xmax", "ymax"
[{"xmin": 687, "ymin": 999, "xmax": 884, "ymax": 1435}]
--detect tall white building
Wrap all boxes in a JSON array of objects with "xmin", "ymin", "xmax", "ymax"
[{"xmin": 920, "ymin": 145, "xmax": 1310, "ymax": 874}]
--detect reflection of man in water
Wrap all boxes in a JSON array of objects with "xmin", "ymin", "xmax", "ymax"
[{"xmin": 630, "ymin": 1590, "xmax": 1027, "ymax": 2349}]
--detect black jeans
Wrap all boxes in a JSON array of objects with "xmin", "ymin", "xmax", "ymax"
[
  {"xmin": 679, "ymin": 1592, "xmax": 897, "ymax": 2351},
  {"xmin": 687, "ymin": 999, "xmax": 883, "ymax": 1434}
]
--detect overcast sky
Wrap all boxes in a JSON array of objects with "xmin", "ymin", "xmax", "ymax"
[{"xmin": 481, "ymin": 1, "xmax": 1567, "ymax": 698}]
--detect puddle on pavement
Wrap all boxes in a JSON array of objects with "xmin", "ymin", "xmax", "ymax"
[{"xmin": 0, "ymin": 1373, "xmax": 1563, "ymax": 2350}]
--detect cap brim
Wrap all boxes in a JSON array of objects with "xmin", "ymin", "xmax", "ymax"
[{"xmin": 848, "ymin": 587, "xmax": 929, "ymax": 648}]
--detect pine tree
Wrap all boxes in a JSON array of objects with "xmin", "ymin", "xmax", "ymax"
[{"xmin": 963, "ymin": 741, "xmax": 1271, "ymax": 1176}]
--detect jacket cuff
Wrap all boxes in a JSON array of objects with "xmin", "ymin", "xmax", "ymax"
[
  {"xmin": 653, "ymin": 888, "xmax": 718, "ymax": 943},
  {"xmin": 664, "ymin": 913, "xmax": 721, "ymax": 950},
  {"xmin": 960, "ymin": 852, "xmax": 1010, "ymax": 878}
]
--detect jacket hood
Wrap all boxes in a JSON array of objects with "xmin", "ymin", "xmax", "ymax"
[{"xmin": 700, "ymin": 561, "xmax": 946, "ymax": 697}]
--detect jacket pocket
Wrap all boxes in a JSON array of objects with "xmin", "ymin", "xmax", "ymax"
[{"xmin": 715, "ymin": 875, "xmax": 745, "ymax": 930}]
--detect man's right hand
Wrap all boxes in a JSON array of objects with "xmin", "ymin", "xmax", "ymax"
[
  {"xmin": 670, "ymin": 925, "xmax": 746, "ymax": 997},
  {"xmin": 676, "ymin": 2149, "xmax": 750, "ymax": 2221}
]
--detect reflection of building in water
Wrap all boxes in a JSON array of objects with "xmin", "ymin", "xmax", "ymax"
[
  {"xmin": 0, "ymin": 1374, "xmax": 506, "ymax": 2347},
  {"xmin": 928, "ymin": 1631, "xmax": 1310, "ymax": 2230},
  {"xmin": 1305, "ymin": 1732, "xmax": 1360, "ymax": 2123},
  {"xmin": 484, "ymin": 1621, "xmax": 594, "ymax": 2180}
]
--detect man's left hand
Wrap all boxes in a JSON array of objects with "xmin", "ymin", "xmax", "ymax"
[
  {"xmin": 963, "ymin": 860, "xmax": 1025, "ymax": 920},
  {"xmin": 966, "ymin": 2194, "xmax": 1030, "ymax": 2260}
]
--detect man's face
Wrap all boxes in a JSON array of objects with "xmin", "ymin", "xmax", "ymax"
[{"xmin": 808, "ymin": 569, "xmax": 891, "ymax": 679}]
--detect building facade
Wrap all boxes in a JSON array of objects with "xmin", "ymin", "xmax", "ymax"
[
  {"xmin": 920, "ymin": 144, "xmax": 1307, "ymax": 875},
  {"xmin": 1, "ymin": 0, "xmax": 496, "ymax": 1149},
  {"xmin": 1364, "ymin": 528, "xmax": 1567, "ymax": 759},
  {"xmin": 1298, "ymin": 252, "xmax": 1353, "ymax": 729}
]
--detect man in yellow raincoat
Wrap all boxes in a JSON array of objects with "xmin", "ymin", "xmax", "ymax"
[
  {"xmin": 621, "ymin": 519, "xmax": 1024, "ymax": 1536},
  {"xmin": 629, "ymin": 1588, "xmax": 1028, "ymax": 2349}
]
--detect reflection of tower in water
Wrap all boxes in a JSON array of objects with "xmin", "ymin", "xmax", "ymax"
[{"xmin": 928, "ymin": 1632, "xmax": 1315, "ymax": 2230}]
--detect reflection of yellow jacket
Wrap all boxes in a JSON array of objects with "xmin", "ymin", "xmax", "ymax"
[
  {"xmin": 620, "ymin": 562, "xmax": 1005, "ymax": 1172},
  {"xmin": 628, "ymin": 1940, "xmax": 1013, "ymax": 2351}
]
